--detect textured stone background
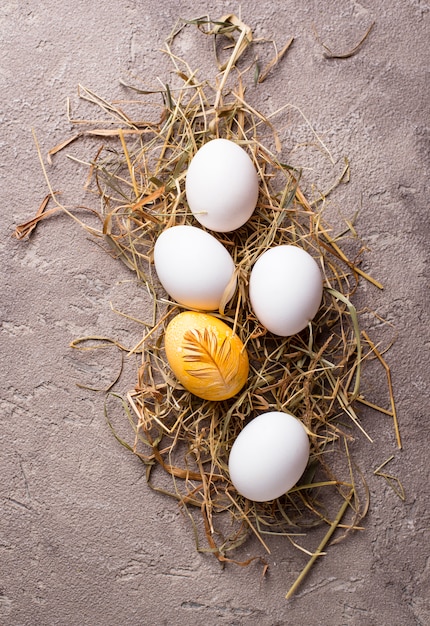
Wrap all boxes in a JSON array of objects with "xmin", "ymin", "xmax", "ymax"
[{"xmin": 1, "ymin": 1, "xmax": 429, "ymax": 624}]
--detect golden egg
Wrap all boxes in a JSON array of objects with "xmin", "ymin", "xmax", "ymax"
[{"xmin": 164, "ymin": 311, "xmax": 249, "ymax": 401}]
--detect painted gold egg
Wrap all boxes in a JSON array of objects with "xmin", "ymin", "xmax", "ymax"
[{"xmin": 164, "ymin": 311, "xmax": 249, "ymax": 401}]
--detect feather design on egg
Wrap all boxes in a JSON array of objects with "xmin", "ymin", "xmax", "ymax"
[
  {"xmin": 164, "ymin": 312, "xmax": 249, "ymax": 401},
  {"xmin": 182, "ymin": 328, "xmax": 237, "ymax": 387}
]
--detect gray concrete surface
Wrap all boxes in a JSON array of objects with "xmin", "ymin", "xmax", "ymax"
[{"xmin": 1, "ymin": 1, "xmax": 429, "ymax": 624}]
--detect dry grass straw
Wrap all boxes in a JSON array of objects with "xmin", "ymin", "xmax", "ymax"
[{"xmin": 16, "ymin": 15, "xmax": 401, "ymax": 597}]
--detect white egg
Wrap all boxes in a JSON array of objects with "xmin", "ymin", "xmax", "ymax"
[
  {"xmin": 153, "ymin": 225, "xmax": 236, "ymax": 311},
  {"xmin": 185, "ymin": 138, "xmax": 259, "ymax": 232},
  {"xmin": 228, "ymin": 411, "xmax": 310, "ymax": 502},
  {"xmin": 249, "ymin": 245, "xmax": 323, "ymax": 336}
]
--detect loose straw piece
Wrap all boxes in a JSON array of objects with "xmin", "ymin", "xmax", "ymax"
[
  {"xmin": 362, "ymin": 331, "xmax": 401, "ymax": 449},
  {"xmin": 214, "ymin": 25, "xmax": 250, "ymax": 110},
  {"xmin": 286, "ymin": 491, "xmax": 353, "ymax": 599},
  {"xmin": 119, "ymin": 129, "xmax": 139, "ymax": 199},
  {"xmin": 314, "ymin": 22, "xmax": 375, "ymax": 60}
]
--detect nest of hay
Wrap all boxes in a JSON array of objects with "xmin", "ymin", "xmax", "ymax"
[{"xmin": 16, "ymin": 15, "xmax": 400, "ymax": 598}]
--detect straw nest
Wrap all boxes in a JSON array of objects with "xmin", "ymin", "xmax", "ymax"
[{"xmin": 16, "ymin": 16, "xmax": 401, "ymax": 598}]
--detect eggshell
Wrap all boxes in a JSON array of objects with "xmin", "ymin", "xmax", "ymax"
[
  {"xmin": 153, "ymin": 225, "xmax": 236, "ymax": 311},
  {"xmin": 228, "ymin": 411, "xmax": 310, "ymax": 502},
  {"xmin": 249, "ymin": 245, "xmax": 323, "ymax": 336},
  {"xmin": 164, "ymin": 311, "xmax": 249, "ymax": 401},
  {"xmin": 185, "ymin": 138, "xmax": 259, "ymax": 232}
]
